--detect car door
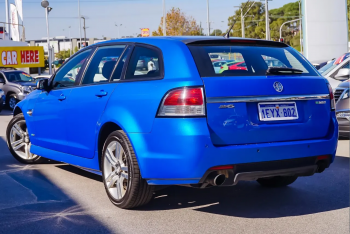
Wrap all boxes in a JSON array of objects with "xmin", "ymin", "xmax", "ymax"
[
  {"xmin": 62, "ymin": 44, "xmax": 131, "ymax": 158},
  {"xmin": 28, "ymin": 49, "xmax": 92, "ymax": 152}
]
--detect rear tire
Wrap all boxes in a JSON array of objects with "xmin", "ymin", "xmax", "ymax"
[
  {"xmin": 257, "ymin": 176, "xmax": 298, "ymax": 187},
  {"xmin": 6, "ymin": 113, "xmax": 43, "ymax": 164},
  {"xmin": 101, "ymin": 130, "xmax": 154, "ymax": 209}
]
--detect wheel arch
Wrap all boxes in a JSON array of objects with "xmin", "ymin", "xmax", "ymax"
[
  {"xmin": 6, "ymin": 91, "xmax": 16, "ymax": 99},
  {"xmin": 13, "ymin": 106, "xmax": 23, "ymax": 116},
  {"xmin": 97, "ymin": 121, "xmax": 122, "ymax": 170}
]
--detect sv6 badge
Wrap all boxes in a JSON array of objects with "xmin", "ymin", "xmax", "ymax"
[{"xmin": 219, "ymin": 104, "xmax": 235, "ymax": 109}]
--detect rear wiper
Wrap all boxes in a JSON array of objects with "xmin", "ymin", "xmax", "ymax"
[{"xmin": 266, "ymin": 67, "xmax": 303, "ymax": 75}]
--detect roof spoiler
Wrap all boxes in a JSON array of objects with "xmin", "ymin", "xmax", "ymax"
[{"xmin": 182, "ymin": 39, "xmax": 288, "ymax": 48}]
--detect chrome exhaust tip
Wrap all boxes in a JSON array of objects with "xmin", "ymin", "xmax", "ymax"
[{"xmin": 207, "ymin": 173, "xmax": 226, "ymax": 186}]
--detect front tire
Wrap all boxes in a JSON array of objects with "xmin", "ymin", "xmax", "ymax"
[
  {"xmin": 257, "ymin": 176, "xmax": 298, "ymax": 187},
  {"xmin": 101, "ymin": 130, "xmax": 154, "ymax": 209},
  {"xmin": 6, "ymin": 113, "xmax": 43, "ymax": 164},
  {"xmin": 7, "ymin": 94, "xmax": 18, "ymax": 110}
]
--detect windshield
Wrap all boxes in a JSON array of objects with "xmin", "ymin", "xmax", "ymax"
[
  {"xmin": 4, "ymin": 72, "xmax": 34, "ymax": 82},
  {"xmin": 320, "ymin": 61, "xmax": 336, "ymax": 75},
  {"xmin": 321, "ymin": 53, "xmax": 350, "ymax": 76},
  {"xmin": 188, "ymin": 45, "xmax": 318, "ymax": 77}
]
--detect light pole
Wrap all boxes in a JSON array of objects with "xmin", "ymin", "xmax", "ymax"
[
  {"xmin": 115, "ymin": 24, "xmax": 122, "ymax": 38},
  {"xmin": 81, "ymin": 16, "xmax": 86, "ymax": 47},
  {"xmin": 235, "ymin": 1, "xmax": 256, "ymax": 38},
  {"xmin": 279, "ymin": 18, "xmax": 301, "ymax": 41},
  {"xmin": 41, "ymin": 0, "xmax": 53, "ymax": 75},
  {"xmin": 207, "ymin": 0, "xmax": 210, "ymax": 36},
  {"xmin": 68, "ymin": 26, "xmax": 72, "ymax": 56},
  {"xmin": 264, "ymin": 0, "xmax": 270, "ymax": 40},
  {"xmin": 78, "ymin": 0, "xmax": 82, "ymax": 49},
  {"xmin": 5, "ymin": 0, "xmax": 10, "ymax": 39},
  {"xmin": 162, "ymin": 0, "xmax": 166, "ymax": 36},
  {"xmin": 221, "ymin": 21, "xmax": 224, "ymax": 35}
]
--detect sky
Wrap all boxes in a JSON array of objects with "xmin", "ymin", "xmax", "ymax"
[{"xmin": 0, "ymin": 0, "xmax": 295, "ymax": 40}]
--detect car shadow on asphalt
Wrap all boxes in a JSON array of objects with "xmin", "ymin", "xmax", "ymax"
[
  {"xmin": 140, "ymin": 156, "xmax": 349, "ymax": 218},
  {"xmin": 56, "ymin": 165, "xmax": 103, "ymax": 182},
  {"xmin": 0, "ymin": 138, "xmax": 112, "ymax": 233},
  {"xmin": 0, "ymin": 109, "xmax": 13, "ymax": 116}
]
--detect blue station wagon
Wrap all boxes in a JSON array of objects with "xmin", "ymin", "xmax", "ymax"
[{"xmin": 6, "ymin": 37, "xmax": 338, "ymax": 209}]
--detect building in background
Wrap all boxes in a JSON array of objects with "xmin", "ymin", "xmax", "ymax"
[{"xmin": 302, "ymin": 0, "xmax": 349, "ymax": 61}]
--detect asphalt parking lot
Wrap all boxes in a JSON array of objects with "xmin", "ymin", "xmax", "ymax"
[{"xmin": 0, "ymin": 109, "xmax": 348, "ymax": 234}]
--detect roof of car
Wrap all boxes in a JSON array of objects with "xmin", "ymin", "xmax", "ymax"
[
  {"xmin": 95, "ymin": 36, "xmax": 288, "ymax": 47},
  {"xmin": 2, "ymin": 70, "xmax": 22, "ymax": 73}
]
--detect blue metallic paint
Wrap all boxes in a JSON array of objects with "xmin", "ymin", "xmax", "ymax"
[{"xmin": 12, "ymin": 37, "xmax": 338, "ymax": 185}]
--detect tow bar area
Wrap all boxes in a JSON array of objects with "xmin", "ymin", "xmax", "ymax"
[{"xmin": 198, "ymin": 155, "xmax": 331, "ymax": 188}]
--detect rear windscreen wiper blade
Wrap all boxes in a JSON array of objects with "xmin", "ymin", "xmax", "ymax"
[{"xmin": 266, "ymin": 67, "xmax": 303, "ymax": 75}]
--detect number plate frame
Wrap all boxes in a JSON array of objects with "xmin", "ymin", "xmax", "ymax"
[{"xmin": 258, "ymin": 102, "xmax": 299, "ymax": 121}]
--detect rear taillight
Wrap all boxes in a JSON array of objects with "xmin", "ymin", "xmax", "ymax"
[
  {"xmin": 327, "ymin": 84, "xmax": 335, "ymax": 110},
  {"xmin": 157, "ymin": 87, "xmax": 205, "ymax": 117}
]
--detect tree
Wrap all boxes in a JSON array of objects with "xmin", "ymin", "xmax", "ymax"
[
  {"xmin": 226, "ymin": 1, "xmax": 303, "ymax": 51},
  {"xmin": 152, "ymin": 7, "xmax": 202, "ymax": 36},
  {"xmin": 210, "ymin": 29, "xmax": 223, "ymax": 36}
]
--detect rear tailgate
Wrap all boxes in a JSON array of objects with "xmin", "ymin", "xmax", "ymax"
[{"xmin": 187, "ymin": 40, "xmax": 331, "ymax": 146}]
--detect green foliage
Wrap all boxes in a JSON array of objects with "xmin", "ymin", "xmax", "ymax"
[
  {"xmin": 227, "ymin": 1, "xmax": 303, "ymax": 51},
  {"xmin": 56, "ymin": 47, "xmax": 79, "ymax": 60},
  {"xmin": 56, "ymin": 49, "xmax": 72, "ymax": 60},
  {"xmin": 210, "ymin": 29, "xmax": 223, "ymax": 36}
]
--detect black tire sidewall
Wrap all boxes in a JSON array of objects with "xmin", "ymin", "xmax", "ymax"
[
  {"xmin": 6, "ymin": 113, "xmax": 42, "ymax": 164},
  {"xmin": 7, "ymin": 95, "xmax": 17, "ymax": 109},
  {"xmin": 101, "ymin": 131, "xmax": 134, "ymax": 208}
]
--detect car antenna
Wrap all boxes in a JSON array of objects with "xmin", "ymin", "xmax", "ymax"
[{"xmin": 224, "ymin": 0, "xmax": 252, "ymax": 39}]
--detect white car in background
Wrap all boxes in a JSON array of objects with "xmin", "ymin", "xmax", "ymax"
[
  {"xmin": 212, "ymin": 61, "xmax": 229, "ymax": 73},
  {"xmin": 321, "ymin": 53, "xmax": 350, "ymax": 89}
]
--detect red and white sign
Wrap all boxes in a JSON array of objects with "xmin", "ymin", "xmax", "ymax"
[
  {"xmin": 0, "ymin": 46, "xmax": 45, "ymax": 68},
  {"xmin": 141, "ymin": 28, "xmax": 150, "ymax": 37}
]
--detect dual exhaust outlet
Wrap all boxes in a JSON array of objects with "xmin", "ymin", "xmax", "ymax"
[{"xmin": 206, "ymin": 172, "xmax": 226, "ymax": 186}]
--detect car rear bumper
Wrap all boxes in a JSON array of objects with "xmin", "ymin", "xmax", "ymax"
[{"xmin": 128, "ymin": 114, "xmax": 338, "ymax": 185}]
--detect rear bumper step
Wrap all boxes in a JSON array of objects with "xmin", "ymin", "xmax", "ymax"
[
  {"xmin": 197, "ymin": 156, "xmax": 330, "ymax": 188},
  {"xmin": 233, "ymin": 165, "xmax": 317, "ymax": 185}
]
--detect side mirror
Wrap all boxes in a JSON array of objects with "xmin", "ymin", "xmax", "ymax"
[
  {"xmin": 36, "ymin": 79, "xmax": 49, "ymax": 91},
  {"xmin": 335, "ymin": 68, "xmax": 350, "ymax": 81},
  {"xmin": 0, "ymin": 77, "xmax": 5, "ymax": 83}
]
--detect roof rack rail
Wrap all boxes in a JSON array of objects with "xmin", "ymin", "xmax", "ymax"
[{"xmin": 0, "ymin": 67, "xmax": 17, "ymax": 71}]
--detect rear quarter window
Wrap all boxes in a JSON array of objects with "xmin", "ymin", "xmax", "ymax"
[{"xmin": 188, "ymin": 45, "xmax": 318, "ymax": 77}]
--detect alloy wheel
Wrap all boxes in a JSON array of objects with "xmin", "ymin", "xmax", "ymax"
[
  {"xmin": 9, "ymin": 97, "xmax": 17, "ymax": 109},
  {"xmin": 9, "ymin": 120, "xmax": 38, "ymax": 160},
  {"xmin": 103, "ymin": 140, "xmax": 129, "ymax": 200}
]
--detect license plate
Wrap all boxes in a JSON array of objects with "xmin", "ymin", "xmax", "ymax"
[{"xmin": 258, "ymin": 102, "xmax": 299, "ymax": 121}]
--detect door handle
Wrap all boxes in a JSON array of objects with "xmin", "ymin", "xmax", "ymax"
[
  {"xmin": 58, "ymin": 94, "xmax": 66, "ymax": 101},
  {"xmin": 27, "ymin": 110, "xmax": 33, "ymax": 116},
  {"xmin": 95, "ymin": 90, "xmax": 108, "ymax": 97}
]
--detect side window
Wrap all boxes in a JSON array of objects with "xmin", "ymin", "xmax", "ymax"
[
  {"xmin": 52, "ymin": 49, "xmax": 91, "ymax": 89},
  {"xmin": 82, "ymin": 45, "xmax": 126, "ymax": 85},
  {"xmin": 262, "ymin": 55, "xmax": 287, "ymax": 68},
  {"xmin": 342, "ymin": 62, "xmax": 350, "ymax": 69},
  {"xmin": 125, "ymin": 46, "xmax": 162, "ymax": 80},
  {"xmin": 0, "ymin": 73, "xmax": 4, "ymax": 82}
]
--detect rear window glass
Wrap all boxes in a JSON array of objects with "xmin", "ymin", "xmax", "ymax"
[{"xmin": 188, "ymin": 45, "xmax": 318, "ymax": 77}]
